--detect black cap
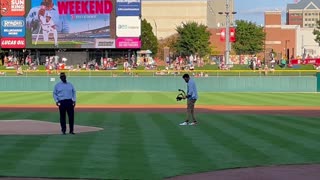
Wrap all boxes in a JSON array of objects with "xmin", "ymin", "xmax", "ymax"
[{"xmin": 60, "ymin": 72, "xmax": 66, "ymax": 77}]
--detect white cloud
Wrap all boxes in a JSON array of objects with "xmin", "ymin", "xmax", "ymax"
[{"xmin": 238, "ymin": 7, "xmax": 286, "ymax": 15}]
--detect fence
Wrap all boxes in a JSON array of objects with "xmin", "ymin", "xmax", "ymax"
[
  {"xmin": 0, "ymin": 76, "xmax": 316, "ymax": 92},
  {"xmin": 1, "ymin": 69, "xmax": 319, "ymax": 77}
]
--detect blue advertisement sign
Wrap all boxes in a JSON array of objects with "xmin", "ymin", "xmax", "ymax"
[
  {"xmin": 1, "ymin": 17, "xmax": 26, "ymax": 37},
  {"xmin": 116, "ymin": 0, "xmax": 141, "ymax": 16}
]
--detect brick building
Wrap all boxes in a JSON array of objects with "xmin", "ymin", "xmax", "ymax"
[
  {"xmin": 264, "ymin": 11, "xmax": 298, "ymax": 60},
  {"xmin": 287, "ymin": 0, "xmax": 320, "ymax": 28},
  {"xmin": 209, "ymin": 11, "xmax": 299, "ymax": 61}
]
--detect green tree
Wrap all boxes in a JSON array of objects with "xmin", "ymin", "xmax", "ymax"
[
  {"xmin": 175, "ymin": 22, "xmax": 211, "ymax": 57},
  {"xmin": 313, "ymin": 20, "xmax": 320, "ymax": 45},
  {"xmin": 157, "ymin": 34, "xmax": 178, "ymax": 60},
  {"xmin": 232, "ymin": 20, "xmax": 265, "ymax": 55},
  {"xmin": 141, "ymin": 19, "xmax": 158, "ymax": 55}
]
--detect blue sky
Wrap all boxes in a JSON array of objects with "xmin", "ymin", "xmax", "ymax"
[{"xmin": 235, "ymin": 0, "xmax": 298, "ymax": 25}]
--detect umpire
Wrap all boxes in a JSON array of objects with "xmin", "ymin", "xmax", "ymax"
[{"xmin": 53, "ymin": 72, "xmax": 76, "ymax": 135}]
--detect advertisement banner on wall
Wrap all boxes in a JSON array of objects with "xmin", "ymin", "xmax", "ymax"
[
  {"xmin": 0, "ymin": 0, "xmax": 26, "ymax": 16},
  {"xmin": 95, "ymin": 38, "xmax": 115, "ymax": 48},
  {"xmin": 25, "ymin": 0, "xmax": 113, "ymax": 48},
  {"xmin": 116, "ymin": 0, "xmax": 140, "ymax": 16},
  {"xmin": 116, "ymin": 37, "xmax": 140, "ymax": 48},
  {"xmin": 1, "ymin": 17, "xmax": 25, "ymax": 37},
  {"xmin": 1, "ymin": 37, "xmax": 25, "ymax": 48},
  {"xmin": 116, "ymin": 16, "xmax": 140, "ymax": 37}
]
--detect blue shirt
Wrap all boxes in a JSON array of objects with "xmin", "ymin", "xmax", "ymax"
[
  {"xmin": 53, "ymin": 81, "xmax": 76, "ymax": 103},
  {"xmin": 187, "ymin": 78, "xmax": 198, "ymax": 100}
]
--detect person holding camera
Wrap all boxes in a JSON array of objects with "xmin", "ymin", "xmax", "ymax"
[{"xmin": 180, "ymin": 73, "xmax": 198, "ymax": 126}]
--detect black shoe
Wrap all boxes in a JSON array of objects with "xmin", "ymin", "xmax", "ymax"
[
  {"xmin": 62, "ymin": 132, "xmax": 66, "ymax": 135},
  {"xmin": 69, "ymin": 132, "xmax": 75, "ymax": 135}
]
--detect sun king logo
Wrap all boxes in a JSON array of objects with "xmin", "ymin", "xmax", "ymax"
[
  {"xmin": 2, "ymin": 20, "xmax": 24, "ymax": 27},
  {"xmin": 117, "ymin": 0, "xmax": 140, "ymax": 4},
  {"xmin": 1, "ymin": 0, "xmax": 10, "ymax": 14}
]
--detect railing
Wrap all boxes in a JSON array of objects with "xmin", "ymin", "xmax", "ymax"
[{"xmin": 0, "ymin": 69, "xmax": 319, "ymax": 77}]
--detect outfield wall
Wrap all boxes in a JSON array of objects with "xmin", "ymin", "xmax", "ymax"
[{"xmin": 0, "ymin": 76, "xmax": 316, "ymax": 92}]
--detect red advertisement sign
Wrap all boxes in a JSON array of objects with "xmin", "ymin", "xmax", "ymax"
[
  {"xmin": 1, "ymin": 0, "xmax": 26, "ymax": 16},
  {"xmin": 220, "ymin": 27, "xmax": 236, "ymax": 42},
  {"xmin": 220, "ymin": 28, "xmax": 225, "ymax": 42},
  {"xmin": 1, "ymin": 37, "xmax": 25, "ymax": 48},
  {"xmin": 230, "ymin": 27, "xmax": 236, "ymax": 42},
  {"xmin": 116, "ymin": 37, "xmax": 141, "ymax": 49}
]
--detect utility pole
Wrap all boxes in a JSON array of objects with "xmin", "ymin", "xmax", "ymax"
[
  {"xmin": 219, "ymin": 0, "xmax": 236, "ymax": 66},
  {"xmin": 225, "ymin": 0, "xmax": 230, "ymax": 65}
]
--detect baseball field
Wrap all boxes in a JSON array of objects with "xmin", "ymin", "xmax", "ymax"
[{"xmin": 0, "ymin": 92, "xmax": 320, "ymax": 179}]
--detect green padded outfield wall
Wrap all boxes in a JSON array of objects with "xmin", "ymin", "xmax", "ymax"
[{"xmin": 0, "ymin": 76, "xmax": 316, "ymax": 92}]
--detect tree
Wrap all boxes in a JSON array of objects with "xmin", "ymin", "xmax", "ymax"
[
  {"xmin": 175, "ymin": 22, "xmax": 211, "ymax": 57},
  {"xmin": 157, "ymin": 34, "xmax": 178, "ymax": 60},
  {"xmin": 313, "ymin": 20, "xmax": 320, "ymax": 45},
  {"xmin": 232, "ymin": 20, "xmax": 265, "ymax": 55},
  {"xmin": 141, "ymin": 19, "xmax": 158, "ymax": 55}
]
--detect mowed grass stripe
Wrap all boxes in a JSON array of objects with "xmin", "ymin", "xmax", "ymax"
[
  {"xmin": 163, "ymin": 113, "xmax": 248, "ymax": 169},
  {"xmin": 0, "ymin": 113, "xmax": 49, "ymax": 158},
  {"xmin": 208, "ymin": 114, "xmax": 306, "ymax": 164},
  {"xmin": 0, "ymin": 93, "xmax": 51, "ymax": 104},
  {"xmin": 266, "ymin": 115, "xmax": 320, "ymax": 136},
  {"xmin": 42, "ymin": 117, "xmax": 108, "ymax": 178},
  {"xmin": 199, "ymin": 114, "xmax": 282, "ymax": 164},
  {"xmin": 259, "ymin": 93, "xmax": 319, "ymax": 106},
  {"xmin": 0, "ymin": 112, "xmax": 69, "ymax": 177},
  {"xmin": 134, "ymin": 113, "xmax": 185, "ymax": 179},
  {"xmin": 195, "ymin": 114, "xmax": 271, "ymax": 167},
  {"xmin": 0, "ymin": 112, "xmax": 50, "ymax": 174},
  {"xmin": 9, "ymin": 113, "xmax": 97, "ymax": 178},
  {"xmin": 152, "ymin": 113, "xmax": 216, "ymax": 172},
  {"xmin": 77, "ymin": 113, "xmax": 120, "ymax": 179},
  {"xmin": 78, "ymin": 93, "xmax": 116, "ymax": 105},
  {"xmin": 114, "ymin": 112, "xmax": 155, "ymax": 179},
  {"xmin": 151, "ymin": 92, "xmax": 177, "ymax": 105},
  {"xmin": 0, "ymin": 92, "xmax": 319, "ymax": 105},
  {"xmin": 107, "ymin": 93, "xmax": 134, "ymax": 105},
  {"xmin": 0, "ymin": 136, "xmax": 50, "ymax": 176},
  {"xmin": 279, "ymin": 115, "xmax": 320, "ymax": 127},
  {"xmin": 243, "ymin": 115, "xmax": 320, "ymax": 162},
  {"xmin": 200, "ymin": 93, "xmax": 248, "ymax": 105},
  {"xmin": 248, "ymin": 115, "xmax": 320, "ymax": 148},
  {"xmin": 214, "ymin": 93, "xmax": 277, "ymax": 106}
]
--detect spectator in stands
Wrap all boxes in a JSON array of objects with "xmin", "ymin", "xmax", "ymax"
[
  {"xmin": 123, "ymin": 60, "xmax": 129, "ymax": 72},
  {"xmin": 16, "ymin": 65, "xmax": 23, "ymax": 75}
]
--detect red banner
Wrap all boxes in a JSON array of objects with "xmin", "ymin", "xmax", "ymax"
[
  {"xmin": 1, "ymin": 38, "xmax": 26, "ymax": 48},
  {"xmin": 220, "ymin": 28, "xmax": 226, "ymax": 42},
  {"xmin": 230, "ymin": 27, "xmax": 236, "ymax": 42},
  {"xmin": 290, "ymin": 58, "xmax": 320, "ymax": 65},
  {"xmin": 220, "ymin": 28, "xmax": 236, "ymax": 42}
]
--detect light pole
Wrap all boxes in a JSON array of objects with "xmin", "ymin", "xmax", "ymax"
[
  {"xmin": 153, "ymin": 19, "xmax": 158, "ymax": 39},
  {"xmin": 219, "ymin": 0, "xmax": 236, "ymax": 66}
]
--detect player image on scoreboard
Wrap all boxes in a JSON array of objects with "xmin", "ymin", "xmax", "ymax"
[{"xmin": 26, "ymin": 0, "xmax": 112, "ymax": 48}]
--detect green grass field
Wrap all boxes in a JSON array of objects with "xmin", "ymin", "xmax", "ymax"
[
  {"xmin": 0, "ymin": 92, "xmax": 319, "ymax": 106},
  {"xmin": 0, "ymin": 92, "xmax": 320, "ymax": 179}
]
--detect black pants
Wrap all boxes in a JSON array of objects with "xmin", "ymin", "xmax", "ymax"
[{"xmin": 59, "ymin": 99, "xmax": 75, "ymax": 133}]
